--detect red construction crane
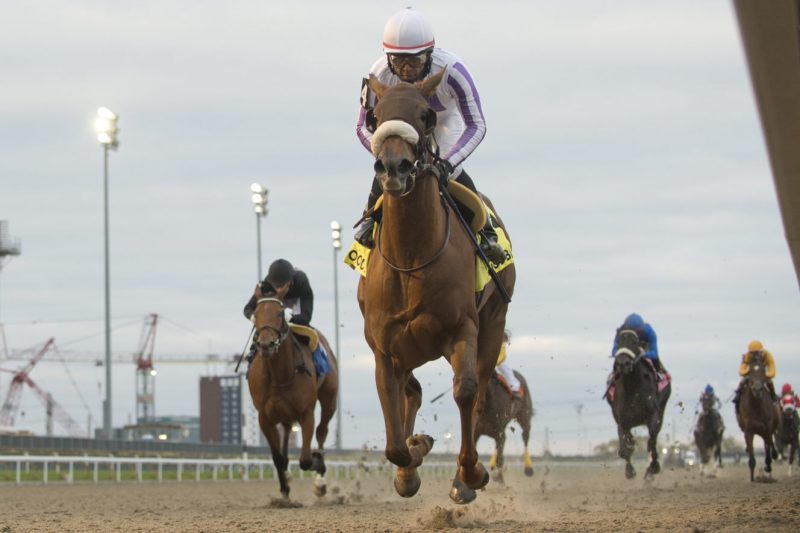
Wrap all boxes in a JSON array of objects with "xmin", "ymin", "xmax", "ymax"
[
  {"xmin": 135, "ymin": 313, "xmax": 158, "ymax": 423},
  {"xmin": 0, "ymin": 337, "xmax": 55, "ymax": 427},
  {"xmin": 0, "ymin": 369, "xmax": 87, "ymax": 437}
]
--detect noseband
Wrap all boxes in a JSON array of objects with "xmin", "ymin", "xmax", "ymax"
[{"xmin": 254, "ymin": 297, "xmax": 289, "ymax": 355}]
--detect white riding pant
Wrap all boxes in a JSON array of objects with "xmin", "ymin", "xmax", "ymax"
[{"xmin": 496, "ymin": 362, "xmax": 520, "ymax": 392}]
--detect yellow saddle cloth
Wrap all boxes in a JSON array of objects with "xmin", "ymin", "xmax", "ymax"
[
  {"xmin": 289, "ymin": 324, "xmax": 319, "ymax": 351},
  {"xmin": 344, "ymin": 205, "xmax": 514, "ymax": 293}
]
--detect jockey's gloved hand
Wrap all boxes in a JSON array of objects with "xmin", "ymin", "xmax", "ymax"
[
  {"xmin": 283, "ymin": 308, "xmax": 293, "ymax": 323},
  {"xmin": 433, "ymin": 159, "xmax": 454, "ymax": 187}
]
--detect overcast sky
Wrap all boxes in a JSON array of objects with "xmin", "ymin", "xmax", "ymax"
[{"xmin": 1, "ymin": 1, "xmax": 798, "ymax": 457}]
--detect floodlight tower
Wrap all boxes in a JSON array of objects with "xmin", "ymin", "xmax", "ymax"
[
  {"xmin": 94, "ymin": 106, "xmax": 120, "ymax": 439},
  {"xmin": 330, "ymin": 221, "xmax": 342, "ymax": 450},
  {"xmin": 250, "ymin": 183, "xmax": 269, "ymax": 281},
  {"xmin": 0, "ymin": 221, "xmax": 21, "ymax": 324}
]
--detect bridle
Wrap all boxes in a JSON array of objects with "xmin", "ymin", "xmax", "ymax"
[
  {"xmin": 253, "ymin": 297, "xmax": 290, "ymax": 356},
  {"xmin": 613, "ymin": 330, "xmax": 643, "ymax": 373},
  {"xmin": 374, "ymin": 122, "xmax": 452, "ymax": 273},
  {"xmin": 252, "ymin": 297, "xmax": 312, "ymax": 388}
]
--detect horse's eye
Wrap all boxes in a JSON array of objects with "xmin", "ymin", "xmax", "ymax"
[{"xmin": 420, "ymin": 111, "xmax": 428, "ymax": 123}]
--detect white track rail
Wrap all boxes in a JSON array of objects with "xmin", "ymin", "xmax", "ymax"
[{"xmin": 0, "ymin": 455, "xmax": 455, "ymax": 485}]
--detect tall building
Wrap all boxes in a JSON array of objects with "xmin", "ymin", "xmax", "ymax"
[{"xmin": 199, "ymin": 375, "xmax": 242, "ymax": 444}]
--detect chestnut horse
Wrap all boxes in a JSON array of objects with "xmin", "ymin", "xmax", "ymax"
[
  {"xmin": 247, "ymin": 286, "xmax": 339, "ymax": 499},
  {"xmin": 358, "ymin": 70, "xmax": 515, "ymax": 504},
  {"xmin": 737, "ymin": 352, "xmax": 780, "ymax": 481}
]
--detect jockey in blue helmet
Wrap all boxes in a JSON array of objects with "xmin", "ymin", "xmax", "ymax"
[
  {"xmin": 700, "ymin": 384, "xmax": 721, "ymax": 412},
  {"xmin": 611, "ymin": 313, "xmax": 667, "ymax": 375}
]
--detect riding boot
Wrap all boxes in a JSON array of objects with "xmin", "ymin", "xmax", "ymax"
[
  {"xmin": 354, "ymin": 177, "xmax": 383, "ymax": 248},
  {"xmin": 454, "ymin": 170, "xmax": 507, "ymax": 264}
]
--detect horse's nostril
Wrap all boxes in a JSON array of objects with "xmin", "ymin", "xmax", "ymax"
[
  {"xmin": 374, "ymin": 160, "xmax": 386, "ymax": 174},
  {"xmin": 398, "ymin": 159, "xmax": 414, "ymax": 174}
]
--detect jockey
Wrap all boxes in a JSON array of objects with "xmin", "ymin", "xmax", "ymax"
[
  {"xmin": 611, "ymin": 313, "xmax": 667, "ymax": 375},
  {"xmin": 495, "ymin": 330, "xmax": 522, "ymax": 400},
  {"xmin": 243, "ymin": 259, "xmax": 331, "ymax": 377},
  {"xmin": 354, "ymin": 7, "xmax": 505, "ymax": 264},
  {"xmin": 699, "ymin": 384, "xmax": 721, "ymax": 412},
  {"xmin": 780, "ymin": 383, "xmax": 800, "ymax": 426},
  {"xmin": 733, "ymin": 340, "xmax": 776, "ymax": 414},
  {"xmin": 698, "ymin": 384, "xmax": 723, "ymax": 429}
]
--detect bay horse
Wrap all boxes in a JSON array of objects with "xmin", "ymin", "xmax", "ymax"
[
  {"xmin": 358, "ymin": 70, "xmax": 515, "ymax": 504},
  {"xmin": 693, "ymin": 399, "xmax": 724, "ymax": 476},
  {"xmin": 247, "ymin": 286, "xmax": 339, "ymax": 499},
  {"xmin": 478, "ymin": 370, "xmax": 534, "ymax": 485},
  {"xmin": 774, "ymin": 408, "xmax": 799, "ymax": 475},
  {"xmin": 736, "ymin": 351, "xmax": 780, "ymax": 481},
  {"xmin": 605, "ymin": 329, "xmax": 670, "ymax": 480}
]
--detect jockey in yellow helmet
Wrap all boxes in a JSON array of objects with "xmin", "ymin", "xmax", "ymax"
[{"xmin": 733, "ymin": 340, "xmax": 776, "ymax": 414}]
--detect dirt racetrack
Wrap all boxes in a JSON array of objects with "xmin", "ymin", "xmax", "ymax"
[{"xmin": 2, "ymin": 460, "xmax": 799, "ymax": 532}]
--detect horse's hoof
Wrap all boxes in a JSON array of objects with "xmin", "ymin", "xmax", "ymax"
[
  {"xmin": 649, "ymin": 461, "xmax": 661, "ymax": 475},
  {"xmin": 524, "ymin": 466, "xmax": 534, "ymax": 477},
  {"xmin": 491, "ymin": 470, "xmax": 504, "ymax": 484},
  {"xmin": 311, "ymin": 451, "xmax": 326, "ymax": 473},
  {"xmin": 313, "ymin": 474, "xmax": 327, "ymax": 498},
  {"xmin": 406, "ymin": 434, "xmax": 435, "ymax": 454},
  {"xmin": 394, "ymin": 468, "xmax": 421, "ymax": 498},
  {"xmin": 625, "ymin": 464, "xmax": 636, "ymax": 479},
  {"xmin": 449, "ymin": 477, "xmax": 477, "ymax": 505},
  {"xmin": 459, "ymin": 463, "xmax": 490, "ymax": 490}
]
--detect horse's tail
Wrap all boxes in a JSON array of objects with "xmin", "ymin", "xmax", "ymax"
[{"xmin": 514, "ymin": 370, "xmax": 534, "ymax": 417}]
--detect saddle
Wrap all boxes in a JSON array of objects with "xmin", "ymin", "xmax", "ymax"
[
  {"xmin": 495, "ymin": 371, "xmax": 524, "ymax": 400},
  {"xmin": 289, "ymin": 324, "xmax": 319, "ymax": 351},
  {"xmin": 344, "ymin": 186, "xmax": 514, "ymax": 294}
]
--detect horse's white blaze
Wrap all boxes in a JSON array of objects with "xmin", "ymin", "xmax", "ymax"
[{"xmin": 370, "ymin": 119, "xmax": 419, "ymax": 156}]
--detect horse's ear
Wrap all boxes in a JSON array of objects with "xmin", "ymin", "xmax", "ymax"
[
  {"xmin": 255, "ymin": 283, "xmax": 263, "ymax": 299},
  {"xmin": 416, "ymin": 66, "xmax": 447, "ymax": 98},
  {"xmin": 368, "ymin": 74, "xmax": 387, "ymax": 100}
]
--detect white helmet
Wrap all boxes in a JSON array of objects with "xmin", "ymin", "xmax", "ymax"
[{"xmin": 382, "ymin": 8, "xmax": 435, "ymax": 54}]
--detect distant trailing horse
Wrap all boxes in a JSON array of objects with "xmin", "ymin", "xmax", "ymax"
[
  {"xmin": 605, "ymin": 329, "xmax": 670, "ymax": 480},
  {"xmin": 693, "ymin": 398, "xmax": 724, "ymax": 476},
  {"xmin": 358, "ymin": 71, "xmax": 515, "ymax": 504},
  {"xmin": 774, "ymin": 406, "xmax": 798, "ymax": 476},
  {"xmin": 247, "ymin": 287, "xmax": 339, "ymax": 499},
  {"xmin": 736, "ymin": 351, "xmax": 780, "ymax": 481},
  {"xmin": 477, "ymin": 370, "xmax": 534, "ymax": 485}
]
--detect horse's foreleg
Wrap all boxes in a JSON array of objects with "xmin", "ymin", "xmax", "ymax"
[
  {"xmin": 745, "ymin": 431, "xmax": 755, "ymax": 481},
  {"xmin": 375, "ymin": 354, "xmax": 412, "ymax": 467},
  {"xmin": 450, "ymin": 334, "xmax": 488, "ymax": 491},
  {"xmin": 297, "ymin": 410, "xmax": 315, "ymax": 471},
  {"xmin": 645, "ymin": 422, "xmax": 662, "ymax": 479},
  {"xmin": 618, "ymin": 425, "xmax": 636, "ymax": 479},
  {"xmin": 260, "ymin": 415, "xmax": 290, "ymax": 499},
  {"xmin": 764, "ymin": 434, "xmax": 774, "ymax": 475}
]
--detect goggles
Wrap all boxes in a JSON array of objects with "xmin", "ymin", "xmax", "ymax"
[{"xmin": 388, "ymin": 52, "xmax": 429, "ymax": 69}]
